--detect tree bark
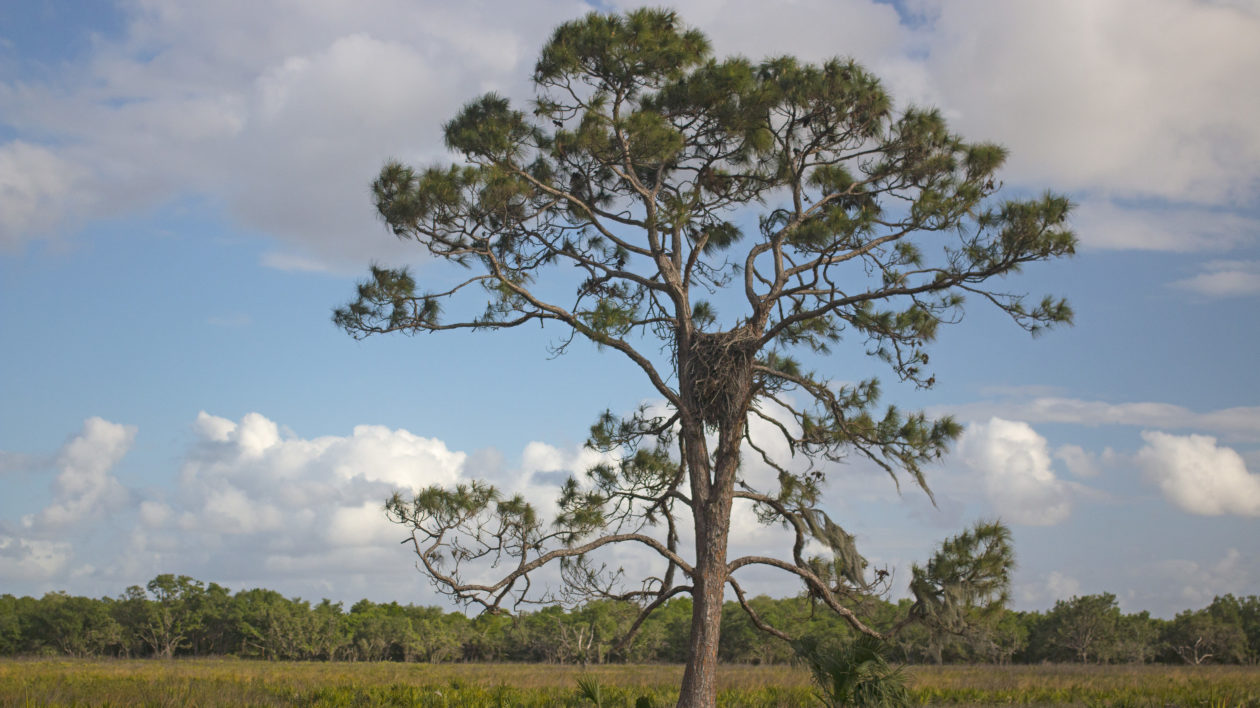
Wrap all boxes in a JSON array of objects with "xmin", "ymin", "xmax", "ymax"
[
  {"xmin": 676, "ymin": 485, "xmax": 733, "ymax": 707},
  {"xmin": 675, "ymin": 388, "xmax": 746, "ymax": 707}
]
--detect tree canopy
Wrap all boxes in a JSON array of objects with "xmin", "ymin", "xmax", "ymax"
[{"xmin": 335, "ymin": 8, "xmax": 1075, "ymax": 706}]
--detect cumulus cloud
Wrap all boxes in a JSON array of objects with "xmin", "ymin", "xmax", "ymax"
[
  {"xmin": 35, "ymin": 417, "xmax": 135, "ymax": 528},
  {"xmin": 0, "ymin": 410, "xmax": 647, "ymax": 601},
  {"xmin": 0, "ymin": 418, "xmax": 135, "ymax": 581},
  {"xmin": 177, "ymin": 411, "xmax": 468, "ymax": 540},
  {"xmin": 957, "ymin": 418, "xmax": 1074, "ymax": 525},
  {"xmin": 914, "ymin": 0, "xmax": 1260, "ymax": 207},
  {"xmin": 0, "ymin": 1, "xmax": 588, "ymax": 267},
  {"xmin": 1054, "ymin": 444, "xmax": 1100, "ymax": 479},
  {"xmin": 1137, "ymin": 431, "xmax": 1260, "ymax": 516}
]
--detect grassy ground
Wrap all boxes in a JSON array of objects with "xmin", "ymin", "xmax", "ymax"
[{"xmin": 1, "ymin": 658, "xmax": 1258, "ymax": 706}]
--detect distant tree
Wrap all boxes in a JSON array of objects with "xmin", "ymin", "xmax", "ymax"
[
  {"xmin": 627, "ymin": 596, "xmax": 692, "ymax": 662},
  {"xmin": 1165, "ymin": 608, "xmax": 1247, "ymax": 665},
  {"xmin": 1110, "ymin": 610, "xmax": 1159, "ymax": 664},
  {"xmin": 33, "ymin": 592, "xmax": 121, "ymax": 658},
  {"xmin": 234, "ymin": 588, "xmax": 330, "ymax": 660},
  {"xmin": 965, "ymin": 607, "xmax": 1029, "ymax": 665},
  {"xmin": 0, "ymin": 595, "xmax": 24, "ymax": 655},
  {"xmin": 719, "ymin": 594, "xmax": 807, "ymax": 664},
  {"xmin": 188, "ymin": 581, "xmax": 235, "ymax": 656},
  {"xmin": 347, "ymin": 601, "xmax": 411, "ymax": 661},
  {"xmin": 124, "ymin": 574, "xmax": 208, "ymax": 659},
  {"xmin": 1205, "ymin": 594, "xmax": 1260, "ymax": 664},
  {"xmin": 416, "ymin": 607, "xmax": 470, "ymax": 663},
  {"xmin": 336, "ymin": 9, "xmax": 1074, "ymax": 705},
  {"xmin": 1045, "ymin": 593, "xmax": 1120, "ymax": 663}
]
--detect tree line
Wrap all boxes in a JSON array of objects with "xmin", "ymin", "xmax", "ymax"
[{"xmin": 2, "ymin": 575, "xmax": 1257, "ymax": 666}]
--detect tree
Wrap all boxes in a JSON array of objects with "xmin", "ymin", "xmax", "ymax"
[
  {"xmin": 126, "ymin": 574, "xmax": 207, "ymax": 659},
  {"xmin": 33, "ymin": 592, "xmax": 122, "ymax": 658},
  {"xmin": 1111, "ymin": 610, "xmax": 1158, "ymax": 664},
  {"xmin": 1165, "ymin": 607, "xmax": 1248, "ymax": 665},
  {"xmin": 0, "ymin": 595, "xmax": 27, "ymax": 655},
  {"xmin": 1205, "ymin": 594, "xmax": 1260, "ymax": 664},
  {"xmin": 335, "ymin": 9, "xmax": 1073, "ymax": 706},
  {"xmin": 1045, "ymin": 593, "xmax": 1120, "ymax": 663}
]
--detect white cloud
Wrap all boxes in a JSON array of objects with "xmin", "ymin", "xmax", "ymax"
[
  {"xmin": 2, "ymin": 0, "xmax": 1256, "ymax": 265},
  {"xmin": 1173, "ymin": 260, "xmax": 1260, "ymax": 298},
  {"xmin": 0, "ymin": 411, "xmax": 639, "ymax": 601},
  {"xmin": 0, "ymin": 1, "xmax": 591, "ymax": 268},
  {"xmin": 1137, "ymin": 431, "xmax": 1260, "ymax": 516},
  {"xmin": 1144, "ymin": 547, "xmax": 1256, "ymax": 609},
  {"xmin": 1055, "ymin": 444, "xmax": 1100, "ymax": 479},
  {"xmin": 137, "ymin": 500, "xmax": 172, "ymax": 528},
  {"xmin": 35, "ymin": 417, "xmax": 135, "ymax": 528},
  {"xmin": 0, "ymin": 142, "xmax": 90, "ymax": 249},
  {"xmin": 1017, "ymin": 569, "xmax": 1081, "ymax": 608},
  {"xmin": 1071, "ymin": 200, "xmax": 1259, "ymax": 253},
  {"xmin": 117, "ymin": 411, "xmax": 475, "ymax": 594},
  {"xmin": 620, "ymin": 0, "xmax": 907, "ymax": 67},
  {"xmin": 916, "ymin": 0, "xmax": 1260, "ymax": 206},
  {"xmin": 957, "ymin": 418, "xmax": 1073, "ymax": 525},
  {"xmin": 939, "ymin": 397, "xmax": 1260, "ymax": 443},
  {"xmin": 0, "ymin": 536, "xmax": 71, "ymax": 581}
]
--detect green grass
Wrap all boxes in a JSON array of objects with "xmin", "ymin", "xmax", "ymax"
[{"xmin": 1, "ymin": 659, "xmax": 1258, "ymax": 707}]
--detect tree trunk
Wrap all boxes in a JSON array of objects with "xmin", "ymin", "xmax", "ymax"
[
  {"xmin": 675, "ymin": 417, "xmax": 743, "ymax": 706},
  {"xmin": 676, "ymin": 490, "xmax": 733, "ymax": 708},
  {"xmin": 674, "ymin": 329, "xmax": 753, "ymax": 708}
]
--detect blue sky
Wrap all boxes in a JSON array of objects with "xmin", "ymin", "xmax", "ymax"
[{"xmin": 1, "ymin": 0, "xmax": 1258, "ymax": 617}]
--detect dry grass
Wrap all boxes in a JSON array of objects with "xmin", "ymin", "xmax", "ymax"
[
  {"xmin": 0, "ymin": 659, "xmax": 812, "ymax": 707},
  {"xmin": 909, "ymin": 663, "xmax": 1260, "ymax": 706},
  {"xmin": 1, "ymin": 658, "xmax": 1258, "ymax": 706}
]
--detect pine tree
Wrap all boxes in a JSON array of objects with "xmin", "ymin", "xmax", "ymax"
[{"xmin": 336, "ymin": 9, "xmax": 1074, "ymax": 706}]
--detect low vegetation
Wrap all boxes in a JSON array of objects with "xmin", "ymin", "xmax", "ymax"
[{"xmin": 1, "ymin": 659, "xmax": 1258, "ymax": 706}]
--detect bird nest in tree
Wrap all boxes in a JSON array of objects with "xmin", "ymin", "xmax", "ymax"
[{"xmin": 683, "ymin": 327, "xmax": 758, "ymax": 428}]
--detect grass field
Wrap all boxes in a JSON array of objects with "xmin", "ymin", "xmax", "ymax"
[{"xmin": 1, "ymin": 659, "xmax": 1258, "ymax": 706}]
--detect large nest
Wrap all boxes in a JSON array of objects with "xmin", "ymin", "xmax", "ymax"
[{"xmin": 682, "ymin": 327, "xmax": 759, "ymax": 428}]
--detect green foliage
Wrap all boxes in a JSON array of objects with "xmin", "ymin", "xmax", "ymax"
[
  {"xmin": 1040, "ymin": 593, "xmax": 1123, "ymax": 664},
  {"xmin": 1165, "ymin": 607, "xmax": 1250, "ymax": 665},
  {"xmin": 32, "ymin": 592, "xmax": 122, "ymax": 658},
  {"xmin": 7, "ymin": 576, "xmax": 1260, "ymax": 670},
  {"xmin": 795, "ymin": 635, "xmax": 911, "ymax": 707},
  {"xmin": 575, "ymin": 674, "xmax": 605, "ymax": 706},
  {"xmin": 909, "ymin": 522, "xmax": 1013, "ymax": 633},
  {"xmin": 326, "ymin": 6, "xmax": 1079, "ymax": 702}
]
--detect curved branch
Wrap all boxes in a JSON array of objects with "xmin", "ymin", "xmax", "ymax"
[
  {"xmin": 727, "ymin": 575, "xmax": 794, "ymax": 643},
  {"xmin": 408, "ymin": 530, "xmax": 694, "ymax": 613},
  {"xmin": 727, "ymin": 555, "xmax": 887, "ymax": 639}
]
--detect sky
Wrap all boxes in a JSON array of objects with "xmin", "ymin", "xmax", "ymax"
[{"xmin": 1, "ymin": 0, "xmax": 1258, "ymax": 619}]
